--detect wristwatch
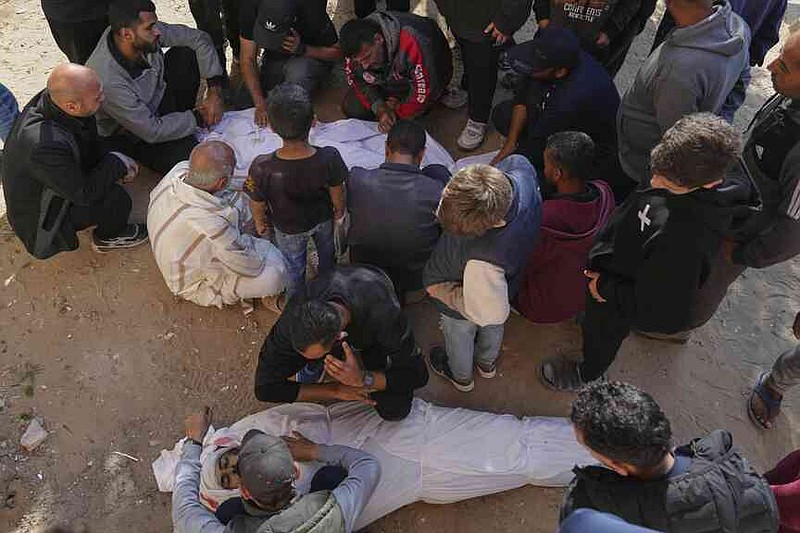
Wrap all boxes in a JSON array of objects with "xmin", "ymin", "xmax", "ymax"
[{"xmin": 363, "ymin": 370, "xmax": 375, "ymax": 389}]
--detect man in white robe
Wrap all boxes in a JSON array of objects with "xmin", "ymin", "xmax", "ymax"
[{"xmin": 147, "ymin": 140, "xmax": 288, "ymax": 308}]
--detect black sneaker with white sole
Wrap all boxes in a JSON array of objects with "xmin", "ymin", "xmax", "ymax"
[
  {"xmin": 92, "ymin": 223, "xmax": 149, "ymax": 252},
  {"xmin": 428, "ymin": 346, "xmax": 474, "ymax": 392},
  {"xmin": 476, "ymin": 361, "xmax": 497, "ymax": 379}
]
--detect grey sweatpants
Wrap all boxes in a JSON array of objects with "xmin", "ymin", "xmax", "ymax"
[{"xmin": 770, "ymin": 343, "xmax": 800, "ymax": 394}]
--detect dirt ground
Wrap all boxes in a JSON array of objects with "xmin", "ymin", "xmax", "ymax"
[{"xmin": 0, "ymin": 0, "xmax": 799, "ymax": 531}]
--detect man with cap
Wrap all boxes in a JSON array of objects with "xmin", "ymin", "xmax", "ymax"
[
  {"xmin": 237, "ymin": 0, "xmax": 342, "ymax": 126},
  {"xmin": 172, "ymin": 407, "xmax": 381, "ymax": 533},
  {"xmin": 490, "ymin": 27, "xmax": 627, "ymax": 201}
]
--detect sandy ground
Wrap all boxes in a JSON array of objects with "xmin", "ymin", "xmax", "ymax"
[{"xmin": 0, "ymin": 0, "xmax": 799, "ymax": 531}]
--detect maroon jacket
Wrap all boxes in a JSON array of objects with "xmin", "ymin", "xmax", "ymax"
[{"xmin": 515, "ymin": 180, "xmax": 614, "ymax": 323}]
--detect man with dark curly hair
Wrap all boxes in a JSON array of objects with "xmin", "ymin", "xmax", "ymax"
[{"xmin": 561, "ymin": 381, "xmax": 778, "ymax": 532}]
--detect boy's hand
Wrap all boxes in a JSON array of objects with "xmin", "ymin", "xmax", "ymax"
[
  {"xmin": 282, "ymin": 431, "xmax": 319, "ymax": 462},
  {"xmin": 185, "ymin": 406, "xmax": 212, "ymax": 442},
  {"xmin": 585, "ymin": 270, "xmax": 606, "ymax": 303},
  {"xmin": 255, "ymin": 219, "xmax": 268, "ymax": 237}
]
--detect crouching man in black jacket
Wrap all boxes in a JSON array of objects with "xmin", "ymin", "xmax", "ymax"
[
  {"xmin": 540, "ymin": 113, "xmax": 760, "ymax": 391},
  {"xmin": 561, "ymin": 381, "xmax": 778, "ymax": 532},
  {"xmin": 254, "ymin": 264, "xmax": 428, "ymax": 421},
  {"xmin": 2, "ymin": 63, "xmax": 148, "ymax": 259}
]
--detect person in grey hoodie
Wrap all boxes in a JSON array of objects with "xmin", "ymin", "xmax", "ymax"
[
  {"xmin": 86, "ymin": 0, "xmax": 225, "ymax": 175},
  {"xmin": 617, "ymin": 0, "xmax": 750, "ymax": 184}
]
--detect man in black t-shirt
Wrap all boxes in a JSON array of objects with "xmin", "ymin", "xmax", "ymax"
[
  {"xmin": 237, "ymin": 0, "xmax": 342, "ymax": 125},
  {"xmin": 254, "ymin": 264, "xmax": 429, "ymax": 421}
]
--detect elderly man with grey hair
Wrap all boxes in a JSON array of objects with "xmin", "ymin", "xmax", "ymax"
[{"xmin": 147, "ymin": 140, "xmax": 288, "ymax": 308}]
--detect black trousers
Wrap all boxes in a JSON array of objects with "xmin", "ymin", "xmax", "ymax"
[
  {"xmin": 188, "ymin": 0, "xmax": 241, "ymax": 69},
  {"xmin": 371, "ymin": 389, "xmax": 414, "ymax": 421},
  {"xmin": 102, "ymin": 47, "xmax": 200, "ymax": 175},
  {"xmin": 458, "ymin": 37, "xmax": 509, "ymax": 124},
  {"xmin": 46, "ymin": 16, "xmax": 108, "ymax": 64},
  {"xmin": 354, "ymin": 0, "xmax": 409, "ymax": 18},
  {"xmin": 579, "ymin": 292, "xmax": 632, "ymax": 382},
  {"xmin": 68, "ymin": 183, "xmax": 132, "ymax": 239}
]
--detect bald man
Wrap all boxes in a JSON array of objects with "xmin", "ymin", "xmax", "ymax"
[
  {"xmin": 147, "ymin": 141, "xmax": 288, "ymax": 308},
  {"xmin": 2, "ymin": 64, "xmax": 148, "ymax": 259}
]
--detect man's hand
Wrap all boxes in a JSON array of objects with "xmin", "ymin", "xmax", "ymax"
[
  {"xmin": 282, "ymin": 431, "xmax": 319, "ymax": 462},
  {"xmin": 200, "ymin": 89, "xmax": 224, "ymax": 127},
  {"xmin": 255, "ymin": 103, "xmax": 269, "ymax": 127},
  {"xmin": 793, "ymin": 311, "xmax": 800, "ymax": 340},
  {"xmin": 334, "ymin": 383, "xmax": 376, "ymax": 405},
  {"xmin": 110, "ymin": 151, "xmax": 139, "ymax": 183},
  {"xmin": 595, "ymin": 32, "xmax": 610, "ymax": 48},
  {"xmin": 584, "ymin": 270, "xmax": 607, "ymax": 303},
  {"xmin": 185, "ymin": 406, "xmax": 212, "ymax": 442},
  {"xmin": 282, "ymin": 28, "xmax": 303, "ymax": 56},
  {"xmin": 537, "ymin": 18, "xmax": 550, "ymax": 29},
  {"xmin": 484, "ymin": 22, "xmax": 510, "ymax": 46},
  {"xmin": 376, "ymin": 105, "xmax": 396, "ymax": 133},
  {"xmin": 324, "ymin": 341, "xmax": 364, "ymax": 387}
]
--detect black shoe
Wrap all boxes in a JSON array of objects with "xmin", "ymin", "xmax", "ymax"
[
  {"xmin": 92, "ymin": 223, "xmax": 149, "ymax": 253},
  {"xmin": 428, "ymin": 346, "xmax": 474, "ymax": 392}
]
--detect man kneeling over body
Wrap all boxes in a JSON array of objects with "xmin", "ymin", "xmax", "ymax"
[
  {"xmin": 147, "ymin": 141, "xmax": 288, "ymax": 308},
  {"xmin": 254, "ymin": 264, "xmax": 429, "ymax": 421},
  {"xmin": 172, "ymin": 407, "xmax": 380, "ymax": 533}
]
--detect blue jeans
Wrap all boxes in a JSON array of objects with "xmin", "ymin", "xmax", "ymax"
[
  {"xmin": 560, "ymin": 509, "xmax": 663, "ymax": 532},
  {"xmin": 275, "ymin": 220, "xmax": 335, "ymax": 292},
  {"xmin": 441, "ymin": 314, "xmax": 504, "ymax": 382},
  {"xmin": 0, "ymin": 82, "xmax": 19, "ymax": 142}
]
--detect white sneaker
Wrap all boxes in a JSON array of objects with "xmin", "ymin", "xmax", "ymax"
[
  {"xmin": 457, "ymin": 119, "xmax": 487, "ymax": 151},
  {"xmin": 440, "ymin": 88, "xmax": 468, "ymax": 109}
]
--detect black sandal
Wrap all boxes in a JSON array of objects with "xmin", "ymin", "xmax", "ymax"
[
  {"xmin": 540, "ymin": 358, "xmax": 586, "ymax": 392},
  {"xmin": 748, "ymin": 371, "xmax": 782, "ymax": 430}
]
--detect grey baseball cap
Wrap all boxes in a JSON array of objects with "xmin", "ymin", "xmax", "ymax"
[{"xmin": 237, "ymin": 430, "xmax": 295, "ymax": 503}]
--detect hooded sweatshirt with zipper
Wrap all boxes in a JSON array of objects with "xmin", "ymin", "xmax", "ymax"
[
  {"xmin": 588, "ymin": 170, "xmax": 760, "ymax": 334},
  {"xmin": 516, "ymin": 180, "xmax": 615, "ymax": 324},
  {"xmin": 617, "ymin": 0, "xmax": 750, "ymax": 182},
  {"xmin": 344, "ymin": 11, "xmax": 451, "ymax": 119},
  {"xmin": 561, "ymin": 430, "xmax": 778, "ymax": 532}
]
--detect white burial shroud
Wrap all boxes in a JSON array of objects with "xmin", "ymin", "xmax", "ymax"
[
  {"xmin": 153, "ymin": 399, "xmax": 594, "ymax": 530},
  {"xmin": 199, "ymin": 110, "xmax": 456, "ymax": 188}
]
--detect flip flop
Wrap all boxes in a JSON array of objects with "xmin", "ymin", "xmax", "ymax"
[
  {"xmin": 748, "ymin": 371, "xmax": 782, "ymax": 430},
  {"xmin": 540, "ymin": 358, "xmax": 585, "ymax": 392}
]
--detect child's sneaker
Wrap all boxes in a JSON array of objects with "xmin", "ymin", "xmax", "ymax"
[
  {"xmin": 457, "ymin": 119, "xmax": 487, "ymax": 151},
  {"xmin": 429, "ymin": 347, "xmax": 474, "ymax": 392}
]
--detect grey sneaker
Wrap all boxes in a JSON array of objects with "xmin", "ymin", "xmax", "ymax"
[
  {"xmin": 429, "ymin": 347, "xmax": 474, "ymax": 392},
  {"xmin": 92, "ymin": 223, "xmax": 148, "ymax": 253},
  {"xmin": 476, "ymin": 361, "xmax": 497, "ymax": 379},
  {"xmin": 457, "ymin": 119, "xmax": 487, "ymax": 151}
]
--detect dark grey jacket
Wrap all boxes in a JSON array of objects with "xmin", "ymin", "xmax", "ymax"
[
  {"xmin": 434, "ymin": 0, "xmax": 533, "ymax": 42},
  {"xmin": 735, "ymin": 94, "xmax": 800, "ymax": 267},
  {"xmin": 561, "ymin": 431, "xmax": 779, "ymax": 532}
]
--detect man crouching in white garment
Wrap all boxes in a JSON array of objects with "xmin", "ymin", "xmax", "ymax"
[{"xmin": 147, "ymin": 140, "xmax": 288, "ymax": 308}]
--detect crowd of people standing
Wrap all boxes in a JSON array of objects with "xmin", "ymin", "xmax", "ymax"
[{"xmin": 1, "ymin": 0, "xmax": 799, "ymax": 531}]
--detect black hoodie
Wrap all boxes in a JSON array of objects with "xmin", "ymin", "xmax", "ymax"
[{"xmin": 587, "ymin": 169, "xmax": 760, "ymax": 333}]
